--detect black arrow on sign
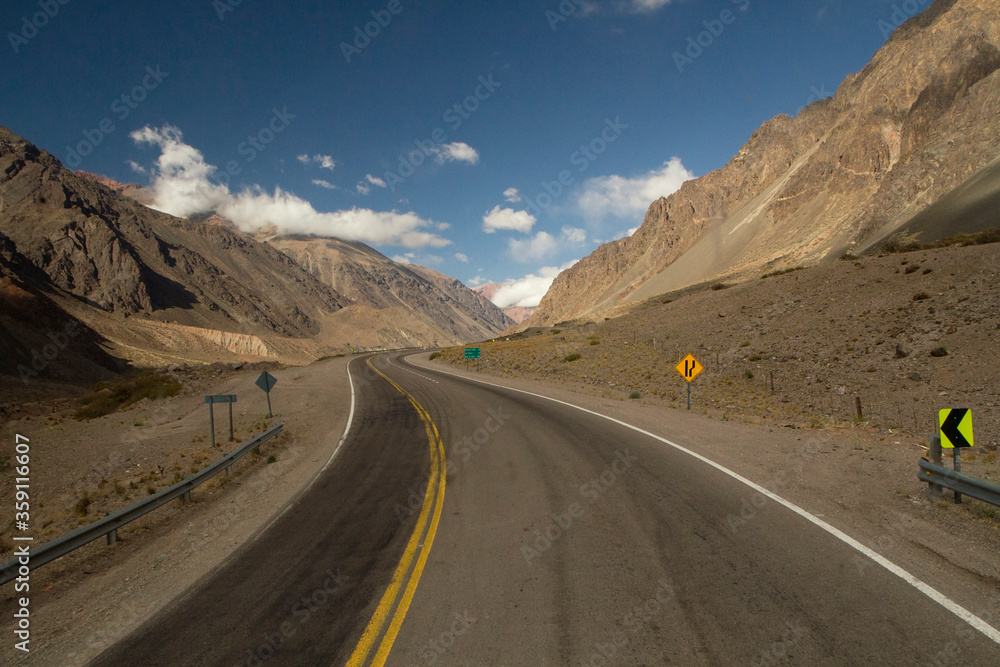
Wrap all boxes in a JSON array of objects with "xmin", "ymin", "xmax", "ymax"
[{"xmin": 941, "ymin": 408, "xmax": 970, "ymax": 448}]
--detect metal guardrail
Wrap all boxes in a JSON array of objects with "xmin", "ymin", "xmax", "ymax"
[
  {"xmin": 1, "ymin": 423, "xmax": 283, "ymax": 586},
  {"xmin": 918, "ymin": 458, "xmax": 1000, "ymax": 507}
]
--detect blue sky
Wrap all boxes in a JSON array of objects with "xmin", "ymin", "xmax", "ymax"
[{"xmin": 1, "ymin": 0, "xmax": 914, "ymax": 306}]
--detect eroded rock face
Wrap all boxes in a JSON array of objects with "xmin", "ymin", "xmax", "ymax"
[
  {"xmin": 531, "ymin": 0, "xmax": 1000, "ymax": 326},
  {"xmin": 266, "ymin": 234, "xmax": 514, "ymax": 342},
  {"xmin": 0, "ymin": 127, "xmax": 347, "ymax": 339}
]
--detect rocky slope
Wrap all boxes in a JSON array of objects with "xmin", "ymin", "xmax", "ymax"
[
  {"xmin": 0, "ymin": 126, "xmax": 357, "ymax": 378},
  {"xmin": 529, "ymin": 0, "xmax": 1000, "ymax": 326},
  {"xmin": 0, "ymin": 127, "xmax": 347, "ymax": 338},
  {"xmin": 263, "ymin": 233, "xmax": 513, "ymax": 344}
]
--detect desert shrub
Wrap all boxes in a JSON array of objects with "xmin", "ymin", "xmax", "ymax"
[
  {"xmin": 429, "ymin": 351, "xmax": 442, "ymax": 360},
  {"xmin": 562, "ymin": 353, "xmax": 582, "ymax": 363},
  {"xmin": 711, "ymin": 283, "xmax": 729, "ymax": 291},
  {"xmin": 75, "ymin": 371, "xmax": 182, "ymax": 420},
  {"xmin": 629, "ymin": 392, "xmax": 641, "ymax": 399},
  {"xmin": 913, "ymin": 291, "xmax": 930, "ymax": 301}
]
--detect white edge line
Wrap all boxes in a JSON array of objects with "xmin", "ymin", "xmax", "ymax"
[
  {"xmin": 404, "ymin": 355, "xmax": 1000, "ymax": 647},
  {"xmin": 262, "ymin": 357, "xmax": 359, "ymax": 530}
]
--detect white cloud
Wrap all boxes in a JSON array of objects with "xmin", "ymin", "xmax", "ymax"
[
  {"xmin": 299, "ymin": 154, "xmax": 336, "ymax": 170},
  {"xmin": 454, "ymin": 252, "xmax": 469, "ymax": 263},
  {"xmin": 467, "ymin": 274, "xmax": 487, "ymax": 287},
  {"xmin": 312, "ymin": 179, "xmax": 336, "ymax": 190},
  {"xmin": 392, "ymin": 253, "xmax": 416, "ymax": 264},
  {"xmin": 491, "ymin": 261, "xmax": 578, "ymax": 309},
  {"xmin": 508, "ymin": 231, "xmax": 558, "ymax": 262},
  {"xmin": 130, "ymin": 125, "xmax": 450, "ymax": 248},
  {"xmin": 126, "ymin": 160, "xmax": 146, "ymax": 174},
  {"xmin": 503, "ymin": 187, "xmax": 522, "ymax": 203},
  {"xmin": 366, "ymin": 174, "xmax": 387, "ymax": 188},
  {"xmin": 562, "ymin": 226, "xmax": 587, "ymax": 244},
  {"xmin": 631, "ymin": 0, "xmax": 672, "ymax": 12},
  {"xmin": 356, "ymin": 182, "xmax": 371, "ymax": 195},
  {"xmin": 482, "ymin": 205, "xmax": 536, "ymax": 234},
  {"xmin": 576, "ymin": 157, "xmax": 694, "ymax": 222},
  {"xmin": 437, "ymin": 142, "xmax": 479, "ymax": 165}
]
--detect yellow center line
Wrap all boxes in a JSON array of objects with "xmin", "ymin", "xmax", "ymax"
[{"xmin": 346, "ymin": 358, "xmax": 446, "ymax": 667}]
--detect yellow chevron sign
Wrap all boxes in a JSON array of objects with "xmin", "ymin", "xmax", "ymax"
[{"xmin": 939, "ymin": 408, "xmax": 973, "ymax": 449}]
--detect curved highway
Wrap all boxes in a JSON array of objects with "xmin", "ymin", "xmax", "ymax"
[{"xmin": 89, "ymin": 352, "xmax": 1000, "ymax": 665}]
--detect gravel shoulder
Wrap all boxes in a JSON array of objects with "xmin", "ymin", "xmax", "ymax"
[
  {"xmin": 411, "ymin": 352, "xmax": 1000, "ymax": 639},
  {"xmin": 0, "ymin": 356, "xmax": 354, "ymax": 666}
]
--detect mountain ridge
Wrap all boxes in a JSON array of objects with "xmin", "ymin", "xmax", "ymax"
[{"xmin": 527, "ymin": 0, "xmax": 1000, "ymax": 326}]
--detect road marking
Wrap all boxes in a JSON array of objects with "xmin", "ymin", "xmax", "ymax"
[
  {"xmin": 345, "ymin": 358, "xmax": 446, "ymax": 667},
  {"xmin": 387, "ymin": 355, "xmax": 439, "ymax": 383},
  {"xmin": 407, "ymin": 355, "xmax": 1000, "ymax": 647}
]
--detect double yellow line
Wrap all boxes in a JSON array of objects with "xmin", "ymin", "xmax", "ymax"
[{"xmin": 346, "ymin": 358, "xmax": 447, "ymax": 666}]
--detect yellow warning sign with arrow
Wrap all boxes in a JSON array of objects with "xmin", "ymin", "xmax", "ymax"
[{"xmin": 939, "ymin": 408, "xmax": 973, "ymax": 449}]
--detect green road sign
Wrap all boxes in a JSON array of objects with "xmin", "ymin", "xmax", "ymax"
[
  {"xmin": 464, "ymin": 347, "xmax": 481, "ymax": 359},
  {"xmin": 939, "ymin": 408, "xmax": 973, "ymax": 449}
]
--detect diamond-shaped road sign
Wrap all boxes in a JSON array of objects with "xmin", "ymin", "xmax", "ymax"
[
  {"xmin": 675, "ymin": 354, "xmax": 704, "ymax": 382},
  {"xmin": 256, "ymin": 371, "xmax": 277, "ymax": 393},
  {"xmin": 939, "ymin": 408, "xmax": 973, "ymax": 449}
]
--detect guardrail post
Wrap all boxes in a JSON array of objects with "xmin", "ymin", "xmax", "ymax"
[
  {"xmin": 928, "ymin": 435, "xmax": 943, "ymax": 501},
  {"xmin": 107, "ymin": 529, "xmax": 118, "ymax": 545},
  {"xmin": 226, "ymin": 464, "xmax": 233, "ymax": 476},
  {"xmin": 182, "ymin": 490, "xmax": 191, "ymax": 504}
]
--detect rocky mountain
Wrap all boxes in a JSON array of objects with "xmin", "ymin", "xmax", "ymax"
[
  {"xmin": 528, "ymin": 0, "xmax": 1000, "ymax": 326},
  {"xmin": 1, "ymin": 127, "xmax": 348, "ymax": 337},
  {"xmin": 0, "ymin": 127, "xmax": 349, "ymax": 372},
  {"xmin": 261, "ymin": 233, "xmax": 513, "ymax": 344},
  {"xmin": 471, "ymin": 283, "xmax": 536, "ymax": 324},
  {"xmin": 0, "ymin": 126, "xmax": 515, "ymax": 377}
]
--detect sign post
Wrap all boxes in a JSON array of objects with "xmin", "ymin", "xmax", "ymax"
[
  {"xmin": 256, "ymin": 371, "xmax": 278, "ymax": 418},
  {"xmin": 465, "ymin": 347, "xmax": 481, "ymax": 372},
  {"xmin": 939, "ymin": 408, "xmax": 973, "ymax": 503},
  {"xmin": 675, "ymin": 354, "xmax": 704, "ymax": 410},
  {"xmin": 204, "ymin": 395, "xmax": 238, "ymax": 447}
]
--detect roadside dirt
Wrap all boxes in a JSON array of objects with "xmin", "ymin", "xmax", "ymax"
[{"xmin": 0, "ymin": 357, "xmax": 354, "ymax": 666}]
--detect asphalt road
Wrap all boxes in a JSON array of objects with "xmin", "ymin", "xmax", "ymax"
[{"xmin": 89, "ymin": 352, "xmax": 1000, "ymax": 665}]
